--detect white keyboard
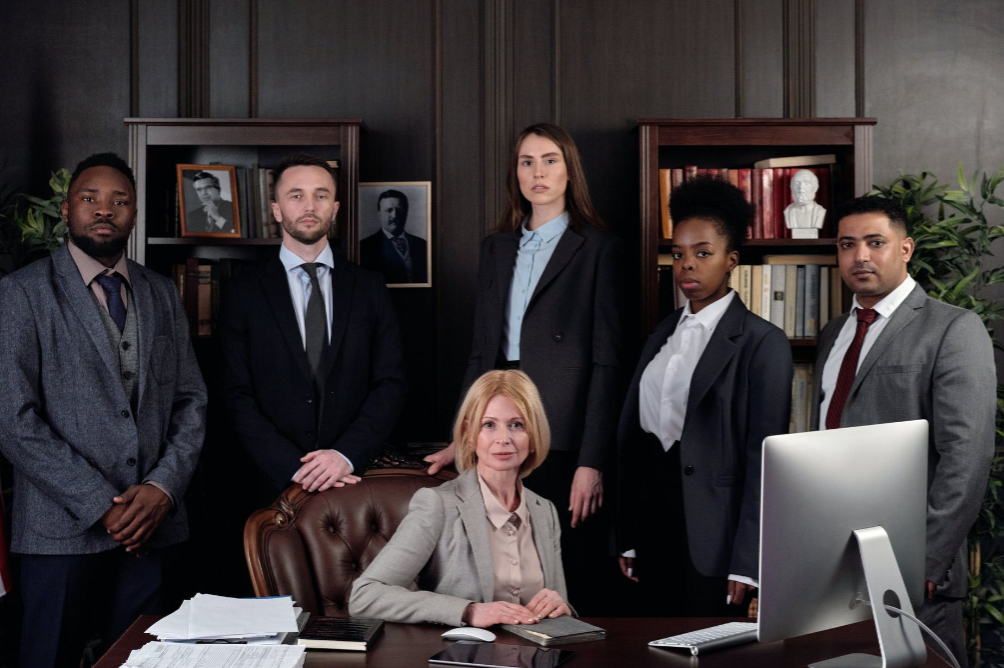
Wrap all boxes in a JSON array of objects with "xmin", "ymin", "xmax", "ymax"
[{"xmin": 649, "ymin": 621, "xmax": 758, "ymax": 656}]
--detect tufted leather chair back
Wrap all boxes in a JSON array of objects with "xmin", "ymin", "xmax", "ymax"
[{"xmin": 244, "ymin": 467, "xmax": 456, "ymax": 616}]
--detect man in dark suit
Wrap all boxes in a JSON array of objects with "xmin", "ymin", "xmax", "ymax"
[
  {"xmin": 813, "ymin": 196, "xmax": 995, "ymax": 668},
  {"xmin": 0, "ymin": 153, "xmax": 207, "ymax": 668},
  {"xmin": 360, "ymin": 189, "xmax": 428, "ymax": 283},
  {"xmin": 185, "ymin": 171, "xmax": 235, "ymax": 234},
  {"xmin": 218, "ymin": 154, "xmax": 407, "ymax": 504}
]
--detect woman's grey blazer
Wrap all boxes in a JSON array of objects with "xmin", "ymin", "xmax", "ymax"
[{"xmin": 349, "ymin": 468, "xmax": 569, "ymax": 626}]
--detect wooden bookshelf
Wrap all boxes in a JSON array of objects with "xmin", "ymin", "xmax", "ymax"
[{"xmin": 638, "ymin": 118, "xmax": 877, "ymax": 359}]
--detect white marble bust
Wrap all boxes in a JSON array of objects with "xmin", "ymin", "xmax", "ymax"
[{"xmin": 784, "ymin": 169, "xmax": 826, "ymax": 238}]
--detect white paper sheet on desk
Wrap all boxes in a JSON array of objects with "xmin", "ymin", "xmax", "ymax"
[
  {"xmin": 147, "ymin": 598, "xmax": 301, "ymax": 641},
  {"xmin": 188, "ymin": 594, "xmax": 300, "ymax": 638},
  {"xmin": 120, "ymin": 641, "xmax": 306, "ymax": 668}
]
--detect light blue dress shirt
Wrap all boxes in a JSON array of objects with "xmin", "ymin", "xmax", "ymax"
[
  {"xmin": 279, "ymin": 242, "xmax": 334, "ymax": 346},
  {"xmin": 501, "ymin": 212, "xmax": 569, "ymax": 361}
]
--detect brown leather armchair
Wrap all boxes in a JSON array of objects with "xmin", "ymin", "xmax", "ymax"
[{"xmin": 244, "ymin": 466, "xmax": 456, "ymax": 616}]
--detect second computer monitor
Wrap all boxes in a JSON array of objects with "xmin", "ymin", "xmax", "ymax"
[{"xmin": 758, "ymin": 419, "xmax": 927, "ymax": 645}]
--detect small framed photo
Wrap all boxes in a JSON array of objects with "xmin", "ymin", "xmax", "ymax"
[
  {"xmin": 177, "ymin": 164, "xmax": 241, "ymax": 238},
  {"xmin": 359, "ymin": 182, "xmax": 431, "ymax": 287}
]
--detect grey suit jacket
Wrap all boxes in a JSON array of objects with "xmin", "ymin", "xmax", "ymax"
[
  {"xmin": 349, "ymin": 468, "xmax": 569, "ymax": 626},
  {"xmin": 0, "ymin": 245, "xmax": 207, "ymax": 555},
  {"xmin": 811, "ymin": 284, "xmax": 995, "ymax": 596}
]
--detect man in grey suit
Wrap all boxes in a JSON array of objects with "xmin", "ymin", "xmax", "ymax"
[
  {"xmin": 0, "ymin": 153, "xmax": 207, "ymax": 668},
  {"xmin": 813, "ymin": 196, "xmax": 995, "ymax": 668}
]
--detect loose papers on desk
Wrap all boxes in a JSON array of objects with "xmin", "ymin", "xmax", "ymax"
[
  {"xmin": 146, "ymin": 594, "xmax": 301, "ymax": 642},
  {"xmin": 120, "ymin": 641, "xmax": 306, "ymax": 668}
]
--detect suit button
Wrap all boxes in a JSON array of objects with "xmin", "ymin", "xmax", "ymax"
[
  {"xmin": 684, "ymin": 465, "xmax": 694, "ymax": 476},
  {"xmin": 553, "ymin": 332, "xmax": 564, "ymax": 342},
  {"xmin": 306, "ymin": 430, "xmax": 315, "ymax": 438},
  {"xmin": 126, "ymin": 457, "xmax": 137, "ymax": 467},
  {"xmin": 121, "ymin": 341, "xmax": 131, "ymax": 350},
  {"xmin": 122, "ymin": 371, "xmax": 135, "ymax": 380},
  {"xmin": 305, "ymin": 397, "xmax": 314, "ymax": 404},
  {"xmin": 120, "ymin": 409, "xmax": 130, "ymax": 418}
]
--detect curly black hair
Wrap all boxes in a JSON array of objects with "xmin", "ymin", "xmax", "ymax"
[
  {"xmin": 834, "ymin": 195, "xmax": 908, "ymax": 235},
  {"xmin": 669, "ymin": 176, "xmax": 752, "ymax": 252},
  {"xmin": 69, "ymin": 153, "xmax": 136, "ymax": 192}
]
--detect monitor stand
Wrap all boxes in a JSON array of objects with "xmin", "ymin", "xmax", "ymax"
[{"xmin": 810, "ymin": 527, "xmax": 928, "ymax": 668}]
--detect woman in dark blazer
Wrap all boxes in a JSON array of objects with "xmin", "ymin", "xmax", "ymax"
[
  {"xmin": 616, "ymin": 177, "xmax": 792, "ymax": 617},
  {"xmin": 426, "ymin": 123, "xmax": 623, "ymax": 612}
]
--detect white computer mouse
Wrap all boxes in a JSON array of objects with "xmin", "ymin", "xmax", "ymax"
[{"xmin": 441, "ymin": 627, "xmax": 497, "ymax": 642}]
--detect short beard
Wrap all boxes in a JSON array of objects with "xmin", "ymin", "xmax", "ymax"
[
  {"xmin": 70, "ymin": 230, "xmax": 130, "ymax": 259},
  {"xmin": 282, "ymin": 219, "xmax": 331, "ymax": 245}
]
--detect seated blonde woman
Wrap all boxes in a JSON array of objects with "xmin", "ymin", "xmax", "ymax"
[{"xmin": 350, "ymin": 370, "xmax": 572, "ymax": 628}]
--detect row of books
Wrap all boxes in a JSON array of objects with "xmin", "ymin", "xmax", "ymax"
[
  {"xmin": 658, "ymin": 254, "xmax": 845, "ymax": 339},
  {"xmin": 790, "ymin": 362, "xmax": 814, "ymax": 434},
  {"xmin": 170, "ymin": 258, "xmax": 258, "ymax": 337},
  {"xmin": 658, "ymin": 154, "xmax": 838, "ymax": 241}
]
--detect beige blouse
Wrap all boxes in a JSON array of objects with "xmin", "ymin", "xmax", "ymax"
[{"xmin": 478, "ymin": 474, "xmax": 545, "ymax": 606}]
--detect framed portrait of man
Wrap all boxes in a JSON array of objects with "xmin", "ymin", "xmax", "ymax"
[
  {"xmin": 359, "ymin": 182, "xmax": 432, "ymax": 287},
  {"xmin": 177, "ymin": 164, "xmax": 241, "ymax": 238}
]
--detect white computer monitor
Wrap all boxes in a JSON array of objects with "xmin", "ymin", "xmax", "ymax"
[{"xmin": 758, "ymin": 420, "xmax": 929, "ymax": 667}]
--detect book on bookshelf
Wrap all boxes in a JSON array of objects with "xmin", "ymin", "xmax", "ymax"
[
  {"xmin": 753, "ymin": 154, "xmax": 836, "ymax": 169},
  {"xmin": 790, "ymin": 362, "xmax": 814, "ymax": 433},
  {"xmin": 659, "ymin": 169, "xmax": 673, "ymax": 239}
]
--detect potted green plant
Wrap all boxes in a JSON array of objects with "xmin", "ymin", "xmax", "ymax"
[
  {"xmin": 871, "ymin": 164, "xmax": 1004, "ymax": 668},
  {"xmin": 0, "ymin": 168, "xmax": 71, "ymax": 275}
]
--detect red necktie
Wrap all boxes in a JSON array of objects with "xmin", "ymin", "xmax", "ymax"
[{"xmin": 825, "ymin": 308, "xmax": 877, "ymax": 430}]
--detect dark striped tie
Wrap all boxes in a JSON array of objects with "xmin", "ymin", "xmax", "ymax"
[{"xmin": 825, "ymin": 308, "xmax": 877, "ymax": 430}]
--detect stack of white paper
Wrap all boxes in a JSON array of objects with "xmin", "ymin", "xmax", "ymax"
[
  {"xmin": 146, "ymin": 594, "xmax": 302, "ymax": 644},
  {"xmin": 120, "ymin": 641, "xmax": 306, "ymax": 668}
]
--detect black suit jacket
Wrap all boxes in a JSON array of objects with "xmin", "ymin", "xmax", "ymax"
[
  {"xmin": 616, "ymin": 295, "xmax": 792, "ymax": 579},
  {"xmin": 460, "ymin": 225, "xmax": 623, "ymax": 470},
  {"xmin": 217, "ymin": 253, "xmax": 407, "ymax": 499},
  {"xmin": 360, "ymin": 231, "xmax": 428, "ymax": 283}
]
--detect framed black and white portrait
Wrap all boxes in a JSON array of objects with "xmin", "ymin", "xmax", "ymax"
[
  {"xmin": 177, "ymin": 164, "xmax": 241, "ymax": 238},
  {"xmin": 358, "ymin": 182, "xmax": 431, "ymax": 287}
]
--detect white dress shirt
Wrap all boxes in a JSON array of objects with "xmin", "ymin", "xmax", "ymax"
[
  {"xmin": 279, "ymin": 242, "xmax": 353, "ymax": 473},
  {"xmin": 639, "ymin": 291, "xmax": 736, "ymax": 450},
  {"xmin": 819, "ymin": 275, "xmax": 916, "ymax": 429},
  {"xmin": 630, "ymin": 290, "xmax": 755, "ymax": 589},
  {"xmin": 501, "ymin": 212, "xmax": 569, "ymax": 361}
]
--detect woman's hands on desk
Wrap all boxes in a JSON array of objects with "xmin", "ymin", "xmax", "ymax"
[
  {"xmin": 527, "ymin": 588, "xmax": 572, "ymax": 620},
  {"xmin": 463, "ymin": 601, "xmax": 539, "ymax": 627}
]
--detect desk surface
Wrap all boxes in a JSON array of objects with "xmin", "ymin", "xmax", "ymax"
[{"xmin": 95, "ymin": 616, "xmax": 950, "ymax": 667}]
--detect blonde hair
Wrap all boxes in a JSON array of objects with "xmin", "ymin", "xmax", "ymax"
[{"xmin": 453, "ymin": 370, "xmax": 550, "ymax": 478}]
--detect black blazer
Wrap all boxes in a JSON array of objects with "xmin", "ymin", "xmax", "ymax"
[
  {"xmin": 460, "ymin": 224, "xmax": 623, "ymax": 470},
  {"xmin": 218, "ymin": 254, "xmax": 407, "ymax": 498},
  {"xmin": 616, "ymin": 295, "xmax": 792, "ymax": 579},
  {"xmin": 360, "ymin": 231, "xmax": 428, "ymax": 284}
]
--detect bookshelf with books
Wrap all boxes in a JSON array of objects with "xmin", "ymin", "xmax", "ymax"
[
  {"xmin": 125, "ymin": 118, "xmax": 361, "ymax": 338},
  {"xmin": 638, "ymin": 118, "xmax": 876, "ymax": 361}
]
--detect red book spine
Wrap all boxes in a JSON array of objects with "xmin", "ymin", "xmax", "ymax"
[
  {"xmin": 761, "ymin": 169, "xmax": 775, "ymax": 239},
  {"xmin": 739, "ymin": 169, "xmax": 753, "ymax": 238},
  {"xmin": 752, "ymin": 169, "xmax": 764, "ymax": 239},
  {"xmin": 815, "ymin": 167, "xmax": 831, "ymax": 235},
  {"xmin": 775, "ymin": 168, "xmax": 790, "ymax": 239}
]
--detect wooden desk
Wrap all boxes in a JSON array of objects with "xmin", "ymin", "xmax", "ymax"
[{"xmin": 95, "ymin": 616, "xmax": 950, "ymax": 667}]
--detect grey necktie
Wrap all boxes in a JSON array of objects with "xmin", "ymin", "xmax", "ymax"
[{"xmin": 300, "ymin": 262, "xmax": 328, "ymax": 381}]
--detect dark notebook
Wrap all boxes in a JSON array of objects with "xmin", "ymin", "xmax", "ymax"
[
  {"xmin": 295, "ymin": 616, "xmax": 384, "ymax": 651},
  {"xmin": 500, "ymin": 617, "xmax": 606, "ymax": 646}
]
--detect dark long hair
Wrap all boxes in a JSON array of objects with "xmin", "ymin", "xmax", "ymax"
[{"xmin": 495, "ymin": 123, "xmax": 605, "ymax": 234}]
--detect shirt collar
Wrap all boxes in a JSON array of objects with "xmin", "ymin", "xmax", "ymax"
[
  {"xmin": 279, "ymin": 241, "xmax": 334, "ymax": 274},
  {"xmin": 67, "ymin": 239, "xmax": 131, "ymax": 287},
  {"xmin": 681, "ymin": 289, "xmax": 736, "ymax": 332},
  {"xmin": 381, "ymin": 227, "xmax": 405, "ymax": 241},
  {"xmin": 478, "ymin": 473, "xmax": 530, "ymax": 530},
  {"xmin": 520, "ymin": 212, "xmax": 569, "ymax": 247},
  {"xmin": 851, "ymin": 274, "xmax": 916, "ymax": 320}
]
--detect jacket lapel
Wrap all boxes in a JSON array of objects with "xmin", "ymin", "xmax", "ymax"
[
  {"xmin": 524, "ymin": 491, "xmax": 556, "ymax": 588},
  {"xmin": 684, "ymin": 297, "xmax": 744, "ymax": 422},
  {"xmin": 455, "ymin": 470, "xmax": 497, "ymax": 604},
  {"xmin": 493, "ymin": 233, "xmax": 519, "ymax": 307},
  {"xmin": 262, "ymin": 258, "xmax": 312, "ymax": 381},
  {"xmin": 528, "ymin": 228, "xmax": 584, "ymax": 307},
  {"xmin": 130, "ymin": 265, "xmax": 156, "ymax": 406},
  {"xmin": 320, "ymin": 258, "xmax": 354, "ymax": 380},
  {"xmin": 848, "ymin": 285, "xmax": 926, "ymax": 397},
  {"xmin": 52, "ymin": 246, "xmax": 120, "ymax": 379}
]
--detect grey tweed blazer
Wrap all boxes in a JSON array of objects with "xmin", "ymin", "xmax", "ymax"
[
  {"xmin": 812, "ymin": 284, "xmax": 995, "ymax": 597},
  {"xmin": 349, "ymin": 467, "xmax": 569, "ymax": 625},
  {"xmin": 0, "ymin": 245, "xmax": 207, "ymax": 555}
]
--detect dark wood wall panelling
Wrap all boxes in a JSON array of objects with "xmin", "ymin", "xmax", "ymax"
[{"xmin": 4, "ymin": 0, "xmax": 1004, "ymax": 435}]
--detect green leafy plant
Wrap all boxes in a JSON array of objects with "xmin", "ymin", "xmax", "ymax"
[
  {"xmin": 0, "ymin": 168, "xmax": 71, "ymax": 273},
  {"xmin": 871, "ymin": 164, "xmax": 1004, "ymax": 667}
]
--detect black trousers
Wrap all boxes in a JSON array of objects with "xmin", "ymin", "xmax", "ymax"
[
  {"xmin": 20, "ymin": 547, "xmax": 172, "ymax": 668},
  {"xmin": 916, "ymin": 594, "xmax": 967, "ymax": 668},
  {"xmin": 631, "ymin": 433, "xmax": 750, "ymax": 617}
]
